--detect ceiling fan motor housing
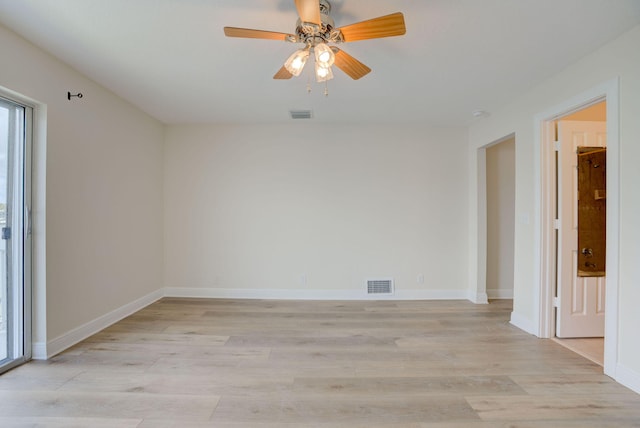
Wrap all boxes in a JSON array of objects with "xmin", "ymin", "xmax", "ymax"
[
  {"xmin": 319, "ymin": 0, "xmax": 331, "ymax": 15},
  {"xmin": 294, "ymin": 0, "xmax": 343, "ymax": 45}
]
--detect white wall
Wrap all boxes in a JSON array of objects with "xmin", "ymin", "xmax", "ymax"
[
  {"xmin": 0, "ymin": 24, "xmax": 165, "ymax": 355},
  {"xmin": 164, "ymin": 124, "xmax": 469, "ymax": 299},
  {"xmin": 486, "ymin": 137, "xmax": 515, "ymax": 298},
  {"xmin": 468, "ymin": 25, "xmax": 640, "ymax": 392},
  {"xmin": 4, "ymin": 14, "xmax": 638, "ymax": 392}
]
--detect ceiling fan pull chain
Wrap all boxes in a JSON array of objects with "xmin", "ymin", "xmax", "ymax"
[{"xmin": 324, "ymin": 81, "xmax": 329, "ymax": 97}]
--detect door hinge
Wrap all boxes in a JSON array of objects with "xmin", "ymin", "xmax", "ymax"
[
  {"xmin": 553, "ymin": 219, "xmax": 560, "ymax": 230},
  {"xmin": 554, "ymin": 141, "xmax": 561, "ymax": 151},
  {"xmin": 553, "ymin": 297, "xmax": 559, "ymax": 307},
  {"xmin": 1, "ymin": 227, "xmax": 11, "ymax": 240}
]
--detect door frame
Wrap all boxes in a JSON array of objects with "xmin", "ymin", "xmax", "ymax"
[
  {"xmin": 0, "ymin": 93, "xmax": 33, "ymax": 372},
  {"xmin": 534, "ymin": 78, "xmax": 619, "ymax": 377},
  {"xmin": 476, "ymin": 133, "xmax": 516, "ymax": 303},
  {"xmin": 0, "ymin": 84, "xmax": 46, "ymax": 362}
]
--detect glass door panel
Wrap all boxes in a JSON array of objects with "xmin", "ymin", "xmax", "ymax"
[{"xmin": 0, "ymin": 95, "xmax": 31, "ymax": 373}]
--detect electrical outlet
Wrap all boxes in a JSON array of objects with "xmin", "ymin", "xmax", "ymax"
[{"xmin": 417, "ymin": 274, "xmax": 425, "ymax": 284}]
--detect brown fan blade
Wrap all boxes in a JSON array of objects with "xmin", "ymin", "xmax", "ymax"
[
  {"xmin": 337, "ymin": 12, "xmax": 406, "ymax": 42},
  {"xmin": 331, "ymin": 47, "xmax": 371, "ymax": 80},
  {"xmin": 273, "ymin": 66, "xmax": 293, "ymax": 80},
  {"xmin": 295, "ymin": 0, "xmax": 321, "ymax": 25},
  {"xmin": 224, "ymin": 27, "xmax": 293, "ymax": 41}
]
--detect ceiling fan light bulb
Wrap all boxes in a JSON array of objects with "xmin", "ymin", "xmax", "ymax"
[
  {"xmin": 318, "ymin": 51, "xmax": 331, "ymax": 63},
  {"xmin": 314, "ymin": 43, "xmax": 335, "ymax": 68},
  {"xmin": 315, "ymin": 63, "xmax": 334, "ymax": 82},
  {"xmin": 284, "ymin": 48, "xmax": 309, "ymax": 76},
  {"xmin": 292, "ymin": 57, "xmax": 304, "ymax": 69}
]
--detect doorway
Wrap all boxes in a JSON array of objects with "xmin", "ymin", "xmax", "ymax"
[
  {"xmin": 553, "ymin": 102, "xmax": 607, "ymax": 365},
  {"xmin": 486, "ymin": 136, "xmax": 515, "ymax": 300},
  {"xmin": 0, "ymin": 95, "xmax": 32, "ymax": 374},
  {"xmin": 536, "ymin": 79, "xmax": 620, "ymax": 377}
]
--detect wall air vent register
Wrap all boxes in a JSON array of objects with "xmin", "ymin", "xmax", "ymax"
[{"xmin": 366, "ymin": 278, "xmax": 394, "ymax": 295}]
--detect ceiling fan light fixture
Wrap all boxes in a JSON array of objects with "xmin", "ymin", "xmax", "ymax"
[
  {"xmin": 314, "ymin": 42, "xmax": 335, "ymax": 68},
  {"xmin": 284, "ymin": 48, "xmax": 310, "ymax": 76},
  {"xmin": 224, "ymin": 1, "xmax": 408, "ymax": 85},
  {"xmin": 315, "ymin": 62, "xmax": 334, "ymax": 82}
]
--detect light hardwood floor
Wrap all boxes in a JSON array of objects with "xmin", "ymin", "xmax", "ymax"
[
  {"xmin": 0, "ymin": 298, "xmax": 639, "ymax": 427},
  {"xmin": 554, "ymin": 337, "xmax": 604, "ymax": 367}
]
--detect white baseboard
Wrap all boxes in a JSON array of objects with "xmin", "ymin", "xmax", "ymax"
[
  {"xmin": 510, "ymin": 311, "xmax": 536, "ymax": 335},
  {"xmin": 616, "ymin": 363, "xmax": 640, "ymax": 395},
  {"xmin": 394, "ymin": 289, "xmax": 470, "ymax": 300},
  {"xmin": 468, "ymin": 291, "xmax": 488, "ymax": 304},
  {"xmin": 487, "ymin": 289, "xmax": 514, "ymax": 299},
  {"xmin": 164, "ymin": 287, "xmax": 470, "ymax": 301},
  {"xmin": 38, "ymin": 289, "xmax": 164, "ymax": 359}
]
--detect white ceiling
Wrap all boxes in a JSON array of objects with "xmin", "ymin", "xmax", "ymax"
[{"xmin": 1, "ymin": 0, "xmax": 639, "ymax": 126}]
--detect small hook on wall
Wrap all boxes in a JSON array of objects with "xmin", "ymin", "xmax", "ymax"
[{"xmin": 67, "ymin": 91, "xmax": 83, "ymax": 100}]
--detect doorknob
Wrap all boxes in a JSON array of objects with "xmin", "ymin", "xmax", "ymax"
[{"xmin": 581, "ymin": 247, "xmax": 593, "ymax": 257}]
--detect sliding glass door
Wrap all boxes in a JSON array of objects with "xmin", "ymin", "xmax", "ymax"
[{"xmin": 0, "ymin": 95, "xmax": 31, "ymax": 374}]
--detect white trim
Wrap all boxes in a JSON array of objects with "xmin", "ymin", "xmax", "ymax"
[
  {"xmin": 0, "ymin": 86, "xmax": 48, "ymax": 366},
  {"xmin": 378, "ymin": 289, "xmax": 470, "ymax": 300},
  {"xmin": 472, "ymin": 133, "xmax": 517, "ymax": 304},
  {"xmin": 164, "ymin": 287, "xmax": 470, "ymax": 301},
  {"xmin": 38, "ymin": 289, "xmax": 163, "ymax": 359},
  {"xmin": 510, "ymin": 311, "xmax": 536, "ymax": 335},
  {"xmin": 475, "ymin": 148, "xmax": 488, "ymax": 301},
  {"xmin": 603, "ymin": 87, "xmax": 620, "ymax": 379},
  {"xmin": 533, "ymin": 119, "xmax": 557, "ymax": 339},
  {"xmin": 468, "ymin": 291, "xmax": 488, "ymax": 304},
  {"xmin": 31, "ymin": 342, "xmax": 47, "ymax": 360},
  {"xmin": 616, "ymin": 364, "xmax": 640, "ymax": 395},
  {"xmin": 533, "ymin": 78, "xmax": 620, "ymax": 378},
  {"xmin": 31, "ymin": 101, "xmax": 47, "ymax": 363},
  {"xmin": 487, "ymin": 289, "xmax": 514, "ymax": 299}
]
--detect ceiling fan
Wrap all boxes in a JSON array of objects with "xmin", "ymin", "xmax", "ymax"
[{"xmin": 223, "ymin": 0, "xmax": 406, "ymax": 82}]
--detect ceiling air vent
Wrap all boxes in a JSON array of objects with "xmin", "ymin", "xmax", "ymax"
[
  {"xmin": 290, "ymin": 109, "xmax": 313, "ymax": 119},
  {"xmin": 366, "ymin": 278, "xmax": 394, "ymax": 295}
]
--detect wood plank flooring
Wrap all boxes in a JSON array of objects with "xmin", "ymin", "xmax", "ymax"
[
  {"xmin": 554, "ymin": 337, "xmax": 605, "ymax": 366},
  {"xmin": 0, "ymin": 298, "xmax": 639, "ymax": 427}
]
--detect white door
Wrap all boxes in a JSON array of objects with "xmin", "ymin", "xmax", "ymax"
[{"xmin": 556, "ymin": 120, "xmax": 606, "ymax": 338}]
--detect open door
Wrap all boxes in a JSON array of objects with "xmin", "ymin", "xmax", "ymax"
[{"xmin": 556, "ymin": 120, "xmax": 606, "ymax": 338}]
